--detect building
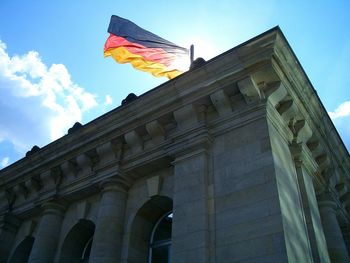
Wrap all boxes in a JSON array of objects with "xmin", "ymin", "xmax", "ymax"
[{"xmin": 1, "ymin": 27, "xmax": 350, "ymax": 263}]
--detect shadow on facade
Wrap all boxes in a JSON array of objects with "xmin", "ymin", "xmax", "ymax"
[
  {"xmin": 8, "ymin": 236, "xmax": 34, "ymax": 263},
  {"xmin": 58, "ymin": 219, "xmax": 95, "ymax": 263}
]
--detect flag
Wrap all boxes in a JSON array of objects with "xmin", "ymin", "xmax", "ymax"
[{"xmin": 104, "ymin": 15, "xmax": 189, "ymax": 79}]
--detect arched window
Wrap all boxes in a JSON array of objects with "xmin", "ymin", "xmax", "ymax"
[
  {"xmin": 149, "ymin": 212, "xmax": 172, "ymax": 263},
  {"xmin": 127, "ymin": 196, "xmax": 173, "ymax": 263},
  {"xmin": 81, "ymin": 236, "xmax": 93, "ymax": 263}
]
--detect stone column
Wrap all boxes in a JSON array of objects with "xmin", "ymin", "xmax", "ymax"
[
  {"xmin": 0, "ymin": 213, "xmax": 21, "ymax": 262},
  {"xmin": 319, "ymin": 200, "xmax": 350, "ymax": 263},
  {"xmin": 89, "ymin": 178, "xmax": 128, "ymax": 263},
  {"xmin": 28, "ymin": 202, "xmax": 65, "ymax": 263},
  {"xmin": 171, "ymin": 149, "xmax": 210, "ymax": 263}
]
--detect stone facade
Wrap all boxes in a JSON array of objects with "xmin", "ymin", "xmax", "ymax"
[{"xmin": 1, "ymin": 27, "xmax": 350, "ymax": 263}]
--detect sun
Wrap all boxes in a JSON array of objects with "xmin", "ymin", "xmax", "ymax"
[{"xmin": 185, "ymin": 37, "xmax": 219, "ymax": 62}]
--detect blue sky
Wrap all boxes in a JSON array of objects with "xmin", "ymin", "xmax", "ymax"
[{"xmin": 0, "ymin": 0, "xmax": 349, "ymax": 168}]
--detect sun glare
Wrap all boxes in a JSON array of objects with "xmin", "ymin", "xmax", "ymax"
[
  {"xmin": 172, "ymin": 37, "xmax": 219, "ymax": 73},
  {"xmin": 186, "ymin": 37, "xmax": 218, "ymax": 62}
]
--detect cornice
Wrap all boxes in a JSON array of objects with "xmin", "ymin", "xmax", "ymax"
[{"xmin": 272, "ymin": 34, "xmax": 349, "ymax": 169}]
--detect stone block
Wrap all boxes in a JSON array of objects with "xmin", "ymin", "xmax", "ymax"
[
  {"xmin": 215, "ymin": 197, "xmax": 281, "ymax": 229},
  {"xmin": 216, "ymin": 234, "xmax": 285, "ymax": 262}
]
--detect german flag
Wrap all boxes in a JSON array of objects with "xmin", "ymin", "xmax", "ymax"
[{"xmin": 104, "ymin": 15, "xmax": 189, "ymax": 79}]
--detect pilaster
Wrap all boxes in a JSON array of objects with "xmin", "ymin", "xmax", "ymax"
[
  {"xmin": 170, "ymin": 137, "xmax": 212, "ymax": 263},
  {"xmin": 290, "ymin": 142, "xmax": 330, "ymax": 263}
]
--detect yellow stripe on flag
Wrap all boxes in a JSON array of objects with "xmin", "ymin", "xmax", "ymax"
[{"xmin": 104, "ymin": 47, "xmax": 182, "ymax": 79}]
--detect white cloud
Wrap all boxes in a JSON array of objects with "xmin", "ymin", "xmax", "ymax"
[
  {"xmin": 328, "ymin": 101, "xmax": 350, "ymax": 120},
  {"xmin": 104, "ymin": 94, "xmax": 113, "ymax": 106},
  {"xmin": 328, "ymin": 101, "xmax": 350, "ymax": 152},
  {"xmin": 0, "ymin": 157, "xmax": 9, "ymax": 168},
  {"xmin": 0, "ymin": 40, "xmax": 98, "ymax": 155}
]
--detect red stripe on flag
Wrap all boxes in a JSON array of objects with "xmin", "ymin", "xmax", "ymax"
[{"xmin": 104, "ymin": 34, "xmax": 179, "ymax": 67}]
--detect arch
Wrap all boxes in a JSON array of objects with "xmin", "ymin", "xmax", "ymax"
[
  {"xmin": 58, "ymin": 219, "xmax": 95, "ymax": 263},
  {"xmin": 127, "ymin": 195, "xmax": 173, "ymax": 263},
  {"xmin": 8, "ymin": 236, "xmax": 34, "ymax": 263}
]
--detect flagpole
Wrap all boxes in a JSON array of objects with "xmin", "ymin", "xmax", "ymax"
[{"xmin": 190, "ymin": 44, "xmax": 194, "ymax": 64}]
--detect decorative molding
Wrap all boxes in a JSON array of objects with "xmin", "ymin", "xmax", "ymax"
[
  {"xmin": 60, "ymin": 160, "xmax": 77, "ymax": 180},
  {"xmin": 173, "ymin": 104, "xmax": 199, "ymax": 131},
  {"xmin": 96, "ymin": 141, "xmax": 117, "ymax": 165},
  {"xmin": 237, "ymin": 75, "xmax": 264, "ymax": 103},
  {"xmin": 5, "ymin": 188, "xmax": 16, "ymax": 210},
  {"xmin": 76, "ymin": 153, "xmax": 93, "ymax": 176},
  {"xmin": 124, "ymin": 130, "xmax": 143, "ymax": 154},
  {"xmin": 277, "ymin": 99, "xmax": 298, "ymax": 122},
  {"xmin": 146, "ymin": 120, "xmax": 165, "ymax": 143},
  {"xmin": 209, "ymin": 89, "xmax": 232, "ymax": 116},
  {"xmin": 146, "ymin": 175, "xmax": 162, "ymax": 197},
  {"xmin": 264, "ymin": 81, "xmax": 286, "ymax": 107}
]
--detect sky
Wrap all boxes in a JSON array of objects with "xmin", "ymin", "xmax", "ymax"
[{"xmin": 0, "ymin": 0, "xmax": 349, "ymax": 168}]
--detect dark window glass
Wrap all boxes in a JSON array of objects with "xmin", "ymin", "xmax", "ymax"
[
  {"xmin": 81, "ymin": 238, "xmax": 92, "ymax": 263},
  {"xmin": 149, "ymin": 212, "xmax": 172, "ymax": 263},
  {"xmin": 151, "ymin": 244, "xmax": 170, "ymax": 263}
]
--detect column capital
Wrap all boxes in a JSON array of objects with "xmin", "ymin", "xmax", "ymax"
[
  {"xmin": 41, "ymin": 201, "xmax": 66, "ymax": 217},
  {"xmin": 99, "ymin": 177, "xmax": 130, "ymax": 193}
]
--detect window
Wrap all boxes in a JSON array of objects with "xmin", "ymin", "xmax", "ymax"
[
  {"xmin": 81, "ymin": 237, "xmax": 93, "ymax": 263},
  {"xmin": 127, "ymin": 196, "xmax": 173, "ymax": 262},
  {"xmin": 149, "ymin": 212, "xmax": 172, "ymax": 263}
]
